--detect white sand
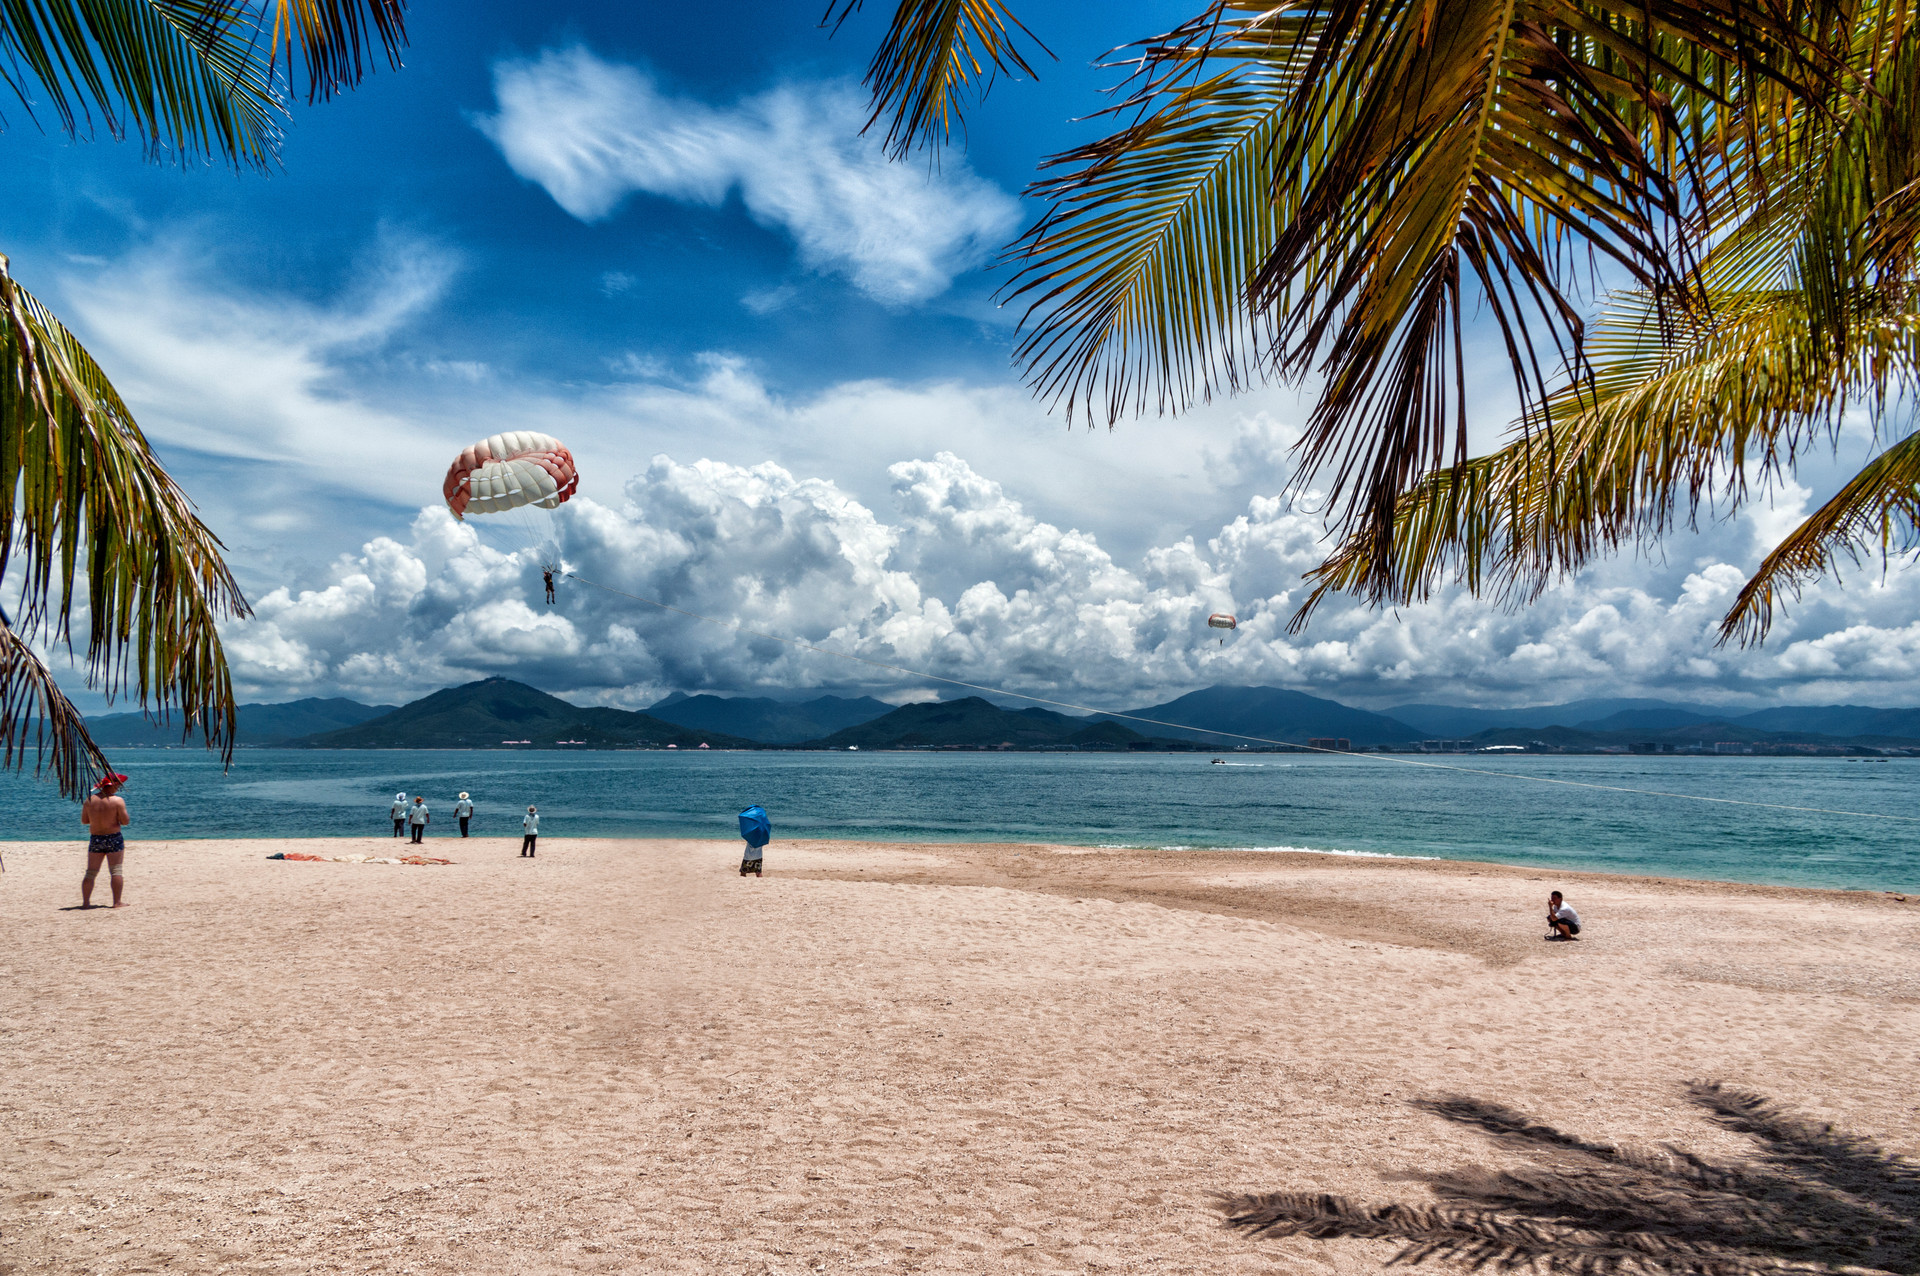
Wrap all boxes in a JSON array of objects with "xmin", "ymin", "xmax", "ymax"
[{"xmin": 2, "ymin": 836, "xmax": 1916, "ymax": 1273}]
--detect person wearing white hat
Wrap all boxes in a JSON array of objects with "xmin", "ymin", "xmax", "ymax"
[
  {"xmin": 521, "ymin": 806, "xmax": 539, "ymax": 857},
  {"xmin": 454, "ymin": 791, "xmax": 474, "ymax": 837},
  {"xmin": 389, "ymin": 792, "xmax": 408, "ymax": 838}
]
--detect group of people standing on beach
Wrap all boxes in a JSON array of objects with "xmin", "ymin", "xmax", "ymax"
[{"xmin": 387, "ymin": 791, "xmax": 540, "ymax": 855}]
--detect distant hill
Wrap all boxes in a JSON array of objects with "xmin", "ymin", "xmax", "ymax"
[
  {"xmin": 299, "ymin": 678, "xmax": 755, "ymax": 749},
  {"xmin": 86, "ymin": 697, "xmax": 396, "ymax": 748},
  {"xmin": 812, "ymin": 697, "xmax": 1148, "ymax": 749},
  {"xmin": 1385, "ymin": 698, "xmax": 1723, "ymax": 736},
  {"xmin": 1100, "ymin": 686, "xmax": 1422, "ymax": 747},
  {"xmin": 1733, "ymin": 705, "xmax": 1920, "ymax": 738},
  {"xmin": 1387, "ymin": 697, "xmax": 1920, "ymax": 741},
  {"xmin": 646, "ymin": 693, "xmax": 892, "ymax": 744}
]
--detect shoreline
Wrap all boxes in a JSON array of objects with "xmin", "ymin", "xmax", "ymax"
[
  {"xmin": 4, "ymin": 834, "xmax": 1915, "ymax": 900},
  {"xmin": 5, "ymin": 836, "xmax": 1917, "ymax": 1272}
]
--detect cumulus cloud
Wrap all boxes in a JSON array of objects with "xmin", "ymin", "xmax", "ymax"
[
  {"xmin": 221, "ymin": 449, "xmax": 1920, "ymax": 711},
  {"xmin": 473, "ymin": 46, "xmax": 1020, "ymax": 303}
]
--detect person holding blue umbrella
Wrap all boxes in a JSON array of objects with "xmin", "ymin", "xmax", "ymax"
[{"xmin": 739, "ymin": 805, "xmax": 770, "ymax": 878}]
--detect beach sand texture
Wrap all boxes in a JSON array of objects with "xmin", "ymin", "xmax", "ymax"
[{"xmin": 3, "ymin": 837, "xmax": 1918, "ymax": 1274}]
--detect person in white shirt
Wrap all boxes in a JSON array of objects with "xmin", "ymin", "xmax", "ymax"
[
  {"xmin": 1546, "ymin": 891, "xmax": 1581, "ymax": 941},
  {"xmin": 389, "ymin": 793, "xmax": 408, "ymax": 838},
  {"xmin": 521, "ymin": 805, "xmax": 539, "ymax": 857},
  {"xmin": 454, "ymin": 792, "xmax": 474, "ymax": 837},
  {"xmin": 408, "ymin": 796, "xmax": 430, "ymax": 844}
]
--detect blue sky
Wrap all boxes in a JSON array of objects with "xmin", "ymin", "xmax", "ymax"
[{"xmin": 4, "ymin": 2, "xmax": 1917, "ymax": 714}]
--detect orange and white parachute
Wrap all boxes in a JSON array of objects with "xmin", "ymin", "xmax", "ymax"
[{"xmin": 443, "ymin": 431, "xmax": 579, "ymax": 520}]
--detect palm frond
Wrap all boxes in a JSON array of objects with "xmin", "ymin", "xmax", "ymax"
[
  {"xmin": 0, "ymin": 0, "xmax": 408, "ymax": 167},
  {"xmin": 267, "ymin": 0, "xmax": 405, "ymax": 103},
  {"xmin": 825, "ymin": 0, "xmax": 1049, "ymax": 158},
  {"xmin": 1720, "ymin": 429, "xmax": 1920, "ymax": 644},
  {"xmin": 1001, "ymin": 65, "xmax": 1291, "ymax": 422},
  {"xmin": 0, "ymin": 254, "xmax": 248, "ymax": 763},
  {"xmin": 0, "ymin": 619, "xmax": 111, "ymax": 800},
  {"xmin": 1294, "ymin": 10, "xmax": 1920, "ymax": 634},
  {"xmin": 1007, "ymin": 0, "xmax": 1856, "ymax": 581},
  {"xmin": 1291, "ymin": 286, "xmax": 1920, "ymax": 630},
  {"xmin": 0, "ymin": 0, "xmax": 280, "ymax": 166}
]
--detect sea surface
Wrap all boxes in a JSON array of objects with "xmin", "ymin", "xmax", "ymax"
[{"xmin": 3, "ymin": 748, "xmax": 1917, "ymax": 892}]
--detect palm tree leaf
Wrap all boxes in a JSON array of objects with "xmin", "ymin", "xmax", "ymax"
[
  {"xmin": 1005, "ymin": 0, "xmax": 1856, "ymax": 584},
  {"xmin": 267, "ymin": 0, "xmax": 405, "ymax": 103},
  {"xmin": 0, "ymin": 0, "xmax": 283, "ymax": 166},
  {"xmin": 1720, "ymin": 429, "xmax": 1920, "ymax": 643},
  {"xmin": 0, "ymin": 0, "xmax": 408, "ymax": 167},
  {"xmin": 0, "ymin": 254, "xmax": 248, "ymax": 763},
  {"xmin": 1000, "ymin": 65, "xmax": 1293, "ymax": 421},
  {"xmin": 825, "ymin": 0, "xmax": 1049, "ymax": 158},
  {"xmin": 1290, "ymin": 284, "xmax": 1920, "ymax": 630},
  {"xmin": 0, "ymin": 619, "xmax": 112, "ymax": 800}
]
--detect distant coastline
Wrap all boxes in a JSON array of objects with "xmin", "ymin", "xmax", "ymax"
[{"xmin": 79, "ymin": 677, "xmax": 1920, "ymax": 757}]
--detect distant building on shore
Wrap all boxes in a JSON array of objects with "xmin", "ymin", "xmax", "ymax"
[{"xmin": 1307, "ymin": 738, "xmax": 1352, "ymax": 752}]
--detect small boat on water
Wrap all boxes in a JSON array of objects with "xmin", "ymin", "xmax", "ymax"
[{"xmin": 1210, "ymin": 757, "xmax": 1226, "ymax": 764}]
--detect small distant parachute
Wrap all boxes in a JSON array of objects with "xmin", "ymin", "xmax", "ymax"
[
  {"xmin": 1207, "ymin": 612, "xmax": 1238, "ymax": 646},
  {"xmin": 443, "ymin": 431, "xmax": 578, "ymax": 569}
]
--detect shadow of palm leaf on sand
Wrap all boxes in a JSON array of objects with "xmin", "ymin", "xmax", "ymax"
[{"xmin": 1221, "ymin": 1082, "xmax": 1919, "ymax": 1274}]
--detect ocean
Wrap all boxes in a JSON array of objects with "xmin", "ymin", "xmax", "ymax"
[{"xmin": 4, "ymin": 748, "xmax": 1916, "ymax": 892}]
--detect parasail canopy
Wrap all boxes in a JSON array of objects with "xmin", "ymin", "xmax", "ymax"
[
  {"xmin": 1207, "ymin": 613, "xmax": 1238, "ymax": 630},
  {"xmin": 443, "ymin": 431, "xmax": 579, "ymax": 519}
]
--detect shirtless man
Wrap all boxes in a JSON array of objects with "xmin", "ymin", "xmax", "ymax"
[{"xmin": 81, "ymin": 773, "xmax": 132, "ymax": 908}]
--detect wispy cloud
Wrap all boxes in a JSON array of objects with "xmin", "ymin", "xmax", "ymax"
[{"xmin": 473, "ymin": 46, "xmax": 1021, "ymax": 304}]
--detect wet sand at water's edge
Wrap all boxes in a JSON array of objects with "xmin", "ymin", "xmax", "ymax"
[{"xmin": 3, "ymin": 837, "xmax": 1917, "ymax": 1273}]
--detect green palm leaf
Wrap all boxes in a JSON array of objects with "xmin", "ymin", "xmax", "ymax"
[
  {"xmin": 1, "ymin": 255, "xmax": 248, "ymax": 786},
  {"xmin": 0, "ymin": 0, "xmax": 406, "ymax": 168},
  {"xmin": 1005, "ymin": 0, "xmax": 1853, "ymax": 577},
  {"xmin": 825, "ymin": 0, "xmax": 1049, "ymax": 158},
  {"xmin": 1721, "ymin": 430, "xmax": 1920, "ymax": 643},
  {"xmin": 0, "ymin": 1, "xmax": 404, "ymax": 793},
  {"xmin": 1294, "ymin": 13, "xmax": 1920, "ymax": 638},
  {"xmin": 1002, "ymin": 65, "xmax": 1291, "ymax": 422},
  {"xmin": 0, "ymin": 619, "xmax": 113, "ymax": 801}
]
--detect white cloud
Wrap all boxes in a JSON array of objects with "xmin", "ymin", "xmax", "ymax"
[
  {"xmin": 221, "ymin": 450, "xmax": 1920, "ymax": 712},
  {"xmin": 473, "ymin": 46, "xmax": 1020, "ymax": 304},
  {"xmin": 60, "ymin": 230, "xmax": 460, "ymax": 501}
]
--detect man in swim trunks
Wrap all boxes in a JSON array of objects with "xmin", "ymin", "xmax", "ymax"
[{"xmin": 81, "ymin": 773, "xmax": 132, "ymax": 908}]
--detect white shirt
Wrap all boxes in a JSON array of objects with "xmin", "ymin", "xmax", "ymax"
[
  {"xmin": 409, "ymin": 803, "xmax": 429, "ymax": 825},
  {"xmin": 1553, "ymin": 903, "xmax": 1580, "ymax": 926},
  {"xmin": 455, "ymin": 799, "xmax": 473, "ymax": 818},
  {"xmin": 523, "ymin": 813, "xmax": 539, "ymax": 834},
  {"xmin": 390, "ymin": 799, "xmax": 407, "ymax": 819}
]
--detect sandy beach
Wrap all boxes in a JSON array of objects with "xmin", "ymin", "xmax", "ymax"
[{"xmin": 3, "ymin": 836, "xmax": 1917, "ymax": 1274}]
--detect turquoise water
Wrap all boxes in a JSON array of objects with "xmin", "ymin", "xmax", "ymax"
[{"xmin": 4, "ymin": 749, "xmax": 1916, "ymax": 892}]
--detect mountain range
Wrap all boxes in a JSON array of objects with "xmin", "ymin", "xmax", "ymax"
[
  {"xmin": 1097, "ymin": 686, "xmax": 1421, "ymax": 747},
  {"xmin": 644, "ymin": 692, "xmax": 892, "ymax": 744},
  {"xmin": 300, "ymin": 679, "xmax": 755, "ymax": 750},
  {"xmin": 813, "ymin": 698, "xmax": 1148, "ymax": 750},
  {"xmin": 83, "ymin": 697, "xmax": 397, "ymax": 748},
  {"xmin": 79, "ymin": 681, "xmax": 1920, "ymax": 752},
  {"xmin": 1384, "ymin": 698, "xmax": 1920, "ymax": 740}
]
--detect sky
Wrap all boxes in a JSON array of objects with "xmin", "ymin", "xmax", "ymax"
[{"xmin": 3, "ymin": 1, "xmax": 1917, "ymax": 715}]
